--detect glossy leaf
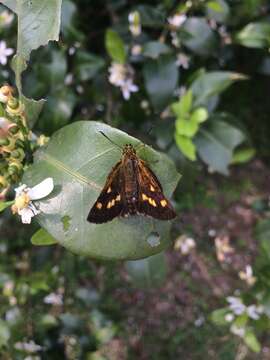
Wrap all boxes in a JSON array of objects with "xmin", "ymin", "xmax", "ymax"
[
  {"xmin": 143, "ymin": 54, "xmax": 178, "ymax": 111},
  {"xmin": 125, "ymin": 252, "xmax": 167, "ymax": 288},
  {"xmin": 23, "ymin": 121, "xmax": 180, "ymax": 260},
  {"xmin": 235, "ymin": 22, "xmax": 270, "ymax": 49},
  {"xmin": 31, "ymin": 228, "xmax": 57, "ymax": 246},
  {"xmin": 195, "ymin": 120, "xmax": 245, "ymax": 174},
  {"xmin": 105, "ymin": 29, "xmax": 126, "ymax": 64},
  {"xmin": 182, "ymin": 17, "xmax": 217, "ymax": 56},
  {"xmin": 191, "ymin": 71, "xmax": 247, "ymax": 107}
]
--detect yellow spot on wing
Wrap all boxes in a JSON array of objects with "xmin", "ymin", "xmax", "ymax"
[
  {"xmin": 142, "ymin": 194, "xmax": 148, "ymax": 201},
  {"xmin": 116, "ymin": 195, "xmax": 121, "ymax": 201},
  {"xmin": 150, "ymin": 185, "xmax": 155, "ymax": 192},
  {"xmin": 107, "ymin": 187, "xmax": 112, "ymax": 193},
  {"xmin": 160, "ymin": 199, "xmax": 167, "ymax": 207},
  {"xmin": 96, "ymin": 202, "xmax": 102, "ymax": 209},
  {"xmin": 107, "ymin": 201, "xmax": 111, "ymax": 209}
]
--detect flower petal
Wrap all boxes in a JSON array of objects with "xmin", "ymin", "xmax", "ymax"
[
  {"xmin": 18, "ymin": 207, "xmax": 34, "ymax": 224},
  {"xmin": 28, "ymin": 178, "xmax": 54, "ymax": 200}
]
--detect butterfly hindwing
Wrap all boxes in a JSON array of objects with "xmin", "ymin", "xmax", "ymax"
[
  {"xmin": 137, "ymin": 160, "xmax": 176, "ymax": 220},
  {"xmin": 87, "ymin": 161, "xmax": 123, "ymax": 223}
]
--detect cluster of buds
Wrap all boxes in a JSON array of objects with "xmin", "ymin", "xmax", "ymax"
[{"xmin": 0, "ymin": 85, "xmax": 27, "ymax": 196}]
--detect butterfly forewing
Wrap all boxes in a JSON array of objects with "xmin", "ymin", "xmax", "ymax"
[
  {"xmin": 87, "ymin": 161, "xmax": 123, "ymax": 223},
  {"xmin": 137, "ymin": 160, "xmax": 176, "ymax": 220}
]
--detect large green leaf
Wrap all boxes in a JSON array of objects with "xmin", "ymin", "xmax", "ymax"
[
  {"xmin": 143, "ymin": 54, "xmax": 178, "ymax": 111},
  {"xmin": 3, "ymin": 0, "xmax": 62, "ymax": 126},
  {"xmin": 195, "ymin": 120, "xmax": 245, "ymax": 174},
  {"xmin": 23, "ymin": 121, "xmax": 180, "ymax": 260}
]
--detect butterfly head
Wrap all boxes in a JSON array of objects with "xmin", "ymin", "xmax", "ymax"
[{"xmin": 123, "ymin": 144, "xmax": 136, "ymax": 157}]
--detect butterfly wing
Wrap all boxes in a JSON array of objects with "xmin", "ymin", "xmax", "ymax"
[
  {"xmin": 87, "ymin": 161, "xmax": 124, "ymax": 223},
  {"xmin": 137, "ymin": 160, "xmax": 176, "ymax": 220}
]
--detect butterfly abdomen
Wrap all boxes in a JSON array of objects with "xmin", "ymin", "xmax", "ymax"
[{"xmin": 122, "ymin": 157, "xmax": 139, "ymax": 215}]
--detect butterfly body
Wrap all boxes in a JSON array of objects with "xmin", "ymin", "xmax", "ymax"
[{"xmin": 87, "ymin": 144, "xmax": 176, "ymax": 223}]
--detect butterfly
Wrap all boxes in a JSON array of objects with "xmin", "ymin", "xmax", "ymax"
[{"xmin": 87, "ymin": 133, "xmax": 176, "ymax": 223}]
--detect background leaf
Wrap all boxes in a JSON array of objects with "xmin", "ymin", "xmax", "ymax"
[
  {"xmin": 23, "ymin": 121, "xmax": 180, "ymax": 260},
  {"xmin": 31, "ymin": 228, "xmax": 58, "ymax": 246},
  {"xmin": 143, "ymin": 54, "xmax": 178, "ymax": 111},
  {"xmin": 235, "ymin": 22, "xmax": 270, "ymax": 49},
  {"xmin": 105, "ymin": 29, "xmax": 126, "ymax": 64}
]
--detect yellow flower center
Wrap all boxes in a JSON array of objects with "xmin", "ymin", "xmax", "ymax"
[{"xmin": 14, "ymin": 192, "xmax": 30, "ymax": 211}]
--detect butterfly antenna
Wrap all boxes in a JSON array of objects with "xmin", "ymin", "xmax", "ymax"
[{"xmin": 99, "ymin": 131, "xmax": 122, "ymax": 150}]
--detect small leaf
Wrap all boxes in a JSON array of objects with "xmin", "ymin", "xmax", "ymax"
[
  {"xmin": 171, "ymin": 90, "xmax": 193, "ymax": 118},
  {"xmin": 31, "ymin": 228, "xmax": 57, "ymax": 246},
  {"xmin": 191, "ymin": 71, "xmax": 247, "ymax": 107},
  {"xmin": 125, "ymin": 252, "xmax": 167, "ymax": 288},
  {"xmin": 190, "ymin": 108, "xmax": 208, "ymax": 124},
  {"xmin": 195, "ymin": 120, "xmax": 245, "ymax": 174},
  {"xmin": 143, "ymin": 54, "xmax": 178, "ymax": 111},
  {"xmin": 243, "ymin": 330, "xmax": 261, "ymax": 353},
  {"xmin": 211, "ymin": 308, "xmax": 229, "ymax": 326},
  {"xmin": 175, "ymin": 118, "xmax": 199, "ymax": 137},
  {"xmin": 23, "ymin": 121, "xmax": 180, "ymax": 260},
  {"xmin": 0, "ymin": 201, "xmax": 14, "ymax": 213},
  {"xmin": 105, "ymin": 29, "xmax": 126, "ymax": 64},
  {"xmin": 206, "ymin": 0, "xmax": 230, "ymax": 23},
  {"xmin": 175, "ymin": 134, "xmax": 196, "ymax": 161},
  {"xmin": 0, "ymin": 319, "xmax": 10, "ymax": 348},
  {"xmin": 231, "ymin": 147, "xmax": 255, "ymax": 164},
  {"xmin": 235, "ymin": 22, "xmax": 270, "ymax": 49}
]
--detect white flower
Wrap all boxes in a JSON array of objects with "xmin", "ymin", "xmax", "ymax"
[
  {"xmin": 174, "ymin": 235, "xmax": 196, "ymax": 255},
  {"xmin": 226, "ymin": 296, "xmax": 246, "ymax": 315},
  {"xmin": 230, "ymin": 324, "xmax": 245, "ymax": 338},
  {"xmin": 208, "ymin": 229, "xmax": 217, "ymax": 237},
  {"xmin": 15, "ymin": 340, "xmax": 42, "ymax": 353},
  {"xmin": 239, "ymin": 265, "xmax": 256, "ymax": 286},
  {"xmin": 176, "ymin": 53, "xmax": 190, "ymax": 69},
  {"xmin": 171, "ymin": 31, "xmax": 181, "ymax": 48},
  {"xmin": 120, "ymin": 79, "xmax": 138, "ymax": 100},
  {"xmin": 0, "ymin": 41, "xmax": 14, "ymax": 65},
  {"xmin": 108, "ymin": 63, "xmax": 138, "ymax": 100},
  {"xmin": 168, "ymin": 13, "xmax": 187, "ymax": 28},
  {"xmin": 131, "ymin": 44, "xmax": 142, "ymax": 56},
  {"xmin": 225, "ymin": 313, "xmax": 234, "ymax": 322},
  {"xmin": 246, "ymin": 305, "xmax": 264, "ymax": 320},
  {"xmin": 12, "ymin": 178, "xmax": 54, "ymax": 224},
  {"xmin": 44, "ymin": 292, "xmax": 63, "ymax": 306},
  {"xmin": 128, "ymin": 11, "xmax": 141, "ymax": 36},
  {"xmin": 0, "ymin": 10, "xmax": 14, "ymax": 27}
]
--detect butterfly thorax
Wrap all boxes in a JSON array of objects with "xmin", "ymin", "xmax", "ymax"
[{"xmin": 122, "ymin": 145, "xmax": 139, "ymax": 213}]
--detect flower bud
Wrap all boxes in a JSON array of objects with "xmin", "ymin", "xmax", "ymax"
[
  {"xmin": 10, "ymin": 148, "xmax": 25, "ymax": 160},
  {"xmin": 0, "ymin": 137, "xmax": 9, "ymax": 146},
  {"xmin": 6, "ymin": 98, "xmax": 24, "ymax": 116},
  {"xmin": 8, "ymin": 124, "xmax": 19, "ymax": 135},
  {"xmin": 0, "ymin": 85, "xmax": 13, "ymax": 103},
  {"xmin": 8, "ymin": 160, "xmax": 22, "ymax": 175}
]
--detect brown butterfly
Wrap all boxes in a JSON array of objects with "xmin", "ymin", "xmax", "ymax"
[{"xmin": 87, "ymin": 133, "xmax": 176, "ymax": 223}]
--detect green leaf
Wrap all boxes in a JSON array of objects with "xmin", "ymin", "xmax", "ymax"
[
  {"xmin": 211, "ymin": 308, "xmax": 229, "ymax": 326},
  {"xmin": 231, "ymin": 147, "xmax": 255, "ymax": 164},
  {"xmin": 137, "ymin": 5, "xmax": 165, "ymax": 28},
  {"xmin": 191, "ymin": 71, "xmax": 247, "ymax": 107},
  {"xmin": 23, "ymin": 122, "xmax": 180, "ymax": 260},
  {"xmin": 195, "ymin": 120, "xmax": 245, "ymax": 175},
  {"xmin": 105, "ymin": 29, "xmax": 126, "ymax": 64},
  {"xmin": 175, "ymin": 134, "xmax": 196, "ymax": 161},
  {"xmin": 243, "ymin": 330, "xmax": 261, "ymax": 353},
  {"xmin": 143, "ymin": 41, "xmax": 171, "ymax": 59},
  {"xmin": 182, "ymin": 17, "xmax": 217, "ymax": 56},
  {"xmin": 0, "ymin": 201, "xmax": 14, "ymax": 213},
  {"xmin": 190, "ymin": 108, "xmax": 208, "ymax": 124},
  {"xmin": 171, "ymin": 90, "xmax": 193, "ymax": 118},
  {"xmin": 175, "ymin": 118, "xmax": 199, "ymax": 137},
  {"xmin": 74, "ymin": 51, "xmax": 105, "ymax": 81},
  {"xmin": 125, "ymin": 252, "xmax": 167, "ymax": 288},
  {"xmin": 206, "ymin": 0, "xmax": 230, "ymax": 23},
  {"xmin": 143, "ymin": 54, "xmax": 178, "ymax": 111},
  {"xmin": 31, "ymin": 228, "xmax": 57, "ymax": 246},
  {"xmin": 235, "ymin": 22, "xmax": 270, "ymax": 49},
  {"xmin": 0, "ymin": 319, "xmax": 10, "ymax": 348},
  {"xmin": 256, "ymin": 219, "xmax": 270, "ymax": 258},
  {"xmin": 4, "ymin": 0, "xmax": 63, "ymax": 126}
]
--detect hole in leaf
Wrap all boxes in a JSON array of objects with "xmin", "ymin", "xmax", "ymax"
[{"xmin": 147, "ymin": 232, "xmax": 160, "ymax": 247}]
